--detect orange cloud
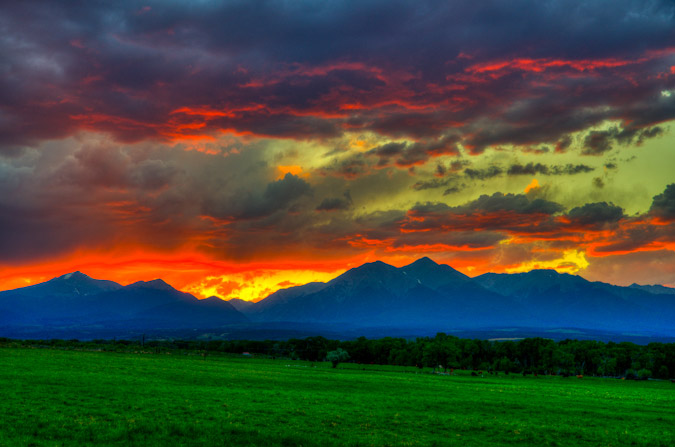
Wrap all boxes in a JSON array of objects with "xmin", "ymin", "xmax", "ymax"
[
  {"xmin": 277, "ymin": 165, "xmax": 305, "ymax": 179},
  {"xmin": 524, "ymin": 178, "xmax": 540, "ymax": 193}
]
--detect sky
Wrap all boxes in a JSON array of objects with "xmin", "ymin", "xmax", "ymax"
[{"xmin": 1, "ymin": 0, "xmax": 675, "ymax": 300}]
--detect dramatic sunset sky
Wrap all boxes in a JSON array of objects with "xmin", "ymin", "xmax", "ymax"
[{"xmin": 1, "ymin": 0, "xmax": 675, "ymax": 300}]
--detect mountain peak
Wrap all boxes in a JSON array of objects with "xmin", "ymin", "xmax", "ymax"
[
  {"xmin": 201, "ymin": 296, "xmax": 228, "ymax": 305},
  {"xmin": 399, "ymin": 256, "xmax": 469, "ymax": 288},
  {"xmin": 345, "ymin": 260, "xmax": 398, "ymax": 276},
  {"xmin": 348, "ymin": 260, "xmax": 395, "ymax": 273},
  {"xmin": 15, "ymin": 271, "xmax": 123, "ymax": 297},
  {"xmin": 367, "ymin": 260, "xmax": 389, "ymax": 267},
  {"xmin": 405, "ymin": 257, "xmax": 438, "ymax": 268},
  {"xmin": 127, "ymin": 279, "xmax": 175, "ymax": 292},
  {"xmin": 56, "ymin": 271, "xmax": 90, "ymax": 281}
]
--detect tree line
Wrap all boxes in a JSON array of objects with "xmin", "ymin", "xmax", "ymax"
[{"xmin": 2, "ymin": 334, "xmax": 673, "ymax": 379}]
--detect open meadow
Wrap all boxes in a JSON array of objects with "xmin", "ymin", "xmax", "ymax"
[{"xmin": 0, "ymin": 346, "xmax": 673, "ymax": 447}]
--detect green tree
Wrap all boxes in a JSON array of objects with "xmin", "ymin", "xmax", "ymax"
[
  {"xmin": 326, "ymin": 348, "xmax": 350, "ymax": 368},
  {"xmin": 423, "ymin": 333, "xmax": 459, "ymax": 371}
]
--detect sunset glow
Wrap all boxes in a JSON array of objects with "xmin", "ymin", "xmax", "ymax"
[{"xmin": 1, "ymin": 1, "xmax": 675, "ymax": 297}]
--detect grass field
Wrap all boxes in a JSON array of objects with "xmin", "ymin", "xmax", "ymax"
[{"xmin": 0, "ymin": 347, "xmax": 673, "ymax": 446}]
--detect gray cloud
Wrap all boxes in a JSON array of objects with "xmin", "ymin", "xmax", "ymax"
[
  {"xmin": 319, "ymin": 153, "xmax": 370, "ymax": 179},
  {"xmin": 367, "ymin": 135, "xmax": 460, "ymax": 168},
  {"xmin": 507, "ymin": 162, "xmax": 595, "ymax": 176},
  {"xmin": 650, "ymin": 183, "xmax": 675, "ymax": 219},
  {"xmin": 411, "ymin": 192, "xmax": 564, "ymax": 216},
  {"xmin": 464, "ymin": 165, "xmax": 503, "ymax": 180},
  {"xmin": 555, "ymin": 136, "xmax": 573, "ymax": 153},
  {"xmin": 1, "ymin": 0, "xmax": 673, "ymax": 162},
  {"xmin": 316, "ymin": 191, "xmax": 354, "ymax": 212},
  {"xmin": 583, "ymin": 131, "xmax": 615, "ymax": 155},
  {"xmin": 567, "ymin": 202, "xmax": 624, "ymax": 226},
  {"xmin": 205, "ymin": 173, "xmax": 313, "ymax": 221},
  {"xmin": 411, "ymin": 176, "xmax": 459, "ymax": 191},
  {"xmin": 582, "ymin": 125, "xmax": 665, "ymax": 155}
]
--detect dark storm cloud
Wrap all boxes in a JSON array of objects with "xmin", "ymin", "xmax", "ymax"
[
  {"xmin": 411, "ymin": 161, "xmax": 594, "ymax": 192},
  {"xmin": 320, "ymin": 135, "xmax": 461, "ymax": 179},
  {"xmin": 650, "ymin": 183, "xmax": 675, "ymax": 219},
  {"xmin": 463, "ymin": 193, "xmax": 565, "ymax": 215},
  {"xmin": 383, "ymin": 193, "xmax": 570, "ymax": 244},
  {"xmin": 567, "ymin": 202, "xmax": 625, "ymax": 226},
  {"xmin": 367, "ymin": 136, "xmax": 460, "ymax": 168},
  {"xmin": 368, "ymin": 142, "xmax": 408, "ymax": 167},
  {"xmin": 506, "ymin": 162, "xmax": 546, "ymax": 175},
  {"xmin": 411, "ymin": 176, "xmax": 459, "ymax": 191},
  {"xmin": 333, "ymin": 184, "xmax": 675, "ymax": 258},
  {"xmin": 566, "ymin": 185, "xmax": 675, "ymax": 256},
  {"xmin": 204, "ymin": 173, "xmax": 313, "ymax": 221},
  {"xmin": 552, "ymin": 164, "xmax": 597, "ymax": 175},
  {"xmin": 411, "ymin": 165, "xmax": 505, "ymax": 193},
  {"xmin": 443, "ymin": 186, "xmax": 463, "ymax": 195},
  {"xmin": 591, "ymin": 222, "xmax": 673, "ymax": 254},
  {"xmin": 449, "ymin": 160, "xmax": 470, "ymax": 172},
  {"xmin": 2, "ymin": 0, "xmax": 675, "ymax": 276},
  {"xmin": 316, "ymin": 197, "xmax": 350, "ymax": 212},
  {"xmin": 0, "ymin": 136, "xmax": 328, "ymax": 263},
  {"xmin": 54, "ymin": 144, "xmax": 180, "ymax": 190},
  {"xmin": 506, "ymin": 162, "xmax": 595, "ymax": 176},
  {"xmin": 411, "ymin": 192, "xmax": 564, "ymax": 216},
  {"xmin": 410, "ymin": 175, "xmax": 466, "ymax": 195},
  {"xmin": 583, "ymin": 131, "xmax": 615, "ymax": 155},
  {"xmin": 263, "ymin": 174, "xmax": 313, "ymax": 208},
  {"xmin": 1, "ymin": 0, "xmax": 674, "ymax": 155},
  {"xmin": 318, "ymin": 153, "xmax": 370, "ymax": 179},
  {"xmin": 360, "ymin": 184, "xmax": 675, "ymax": 259},
  {"xmin": 638, "ymin": 126, "xmax": 664, "ymax": 143},
  {"xmin": 555, "ymin": 136, "xmax": 573, "ymax": 153},
  {"xmin": 582, "ymin": 125, "xmax": 666, "ymax": 155},
  {"xmin": 464, "ymin": 165, "xmax": 503, "ymax": 180},
  {"xmin": 0, "ymin": 201, "xmax": 112, "ymax": 262},
  {"xmin": 316, "ymin": 191, "xmax": 353, "ymax": 212},
  {"xmin": 329, "ymin": 185, "xmax": 675, "ymax": 261},
  {"xmin": 0, "ymin": 143, "xmax": 188, "ymax": 262}
]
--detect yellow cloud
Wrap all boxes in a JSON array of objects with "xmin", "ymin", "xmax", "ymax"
[
  {"xmin": 185, "ymin": 269, "xmax": 342, "ymax": 301},
  {"xmin": 506, "ymin": 249, "xmax": 589, "ymax": 275}
]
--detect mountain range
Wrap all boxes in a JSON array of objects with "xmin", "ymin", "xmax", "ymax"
[
  {"xmin": 1, "ymin": 258, "xmax": 674, "ymax": 340},
  {"xmin": 0, "ymin": 272, "xmax": 247, "ymax": 331},
  {"xmin": 234, "ymin": 257, "xmax": 675, "ymax": 335}
]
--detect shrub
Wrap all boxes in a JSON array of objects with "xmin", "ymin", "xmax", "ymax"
[{"xmin": 326, "ymin": 348, "xmax": 350, "ymax": 368}]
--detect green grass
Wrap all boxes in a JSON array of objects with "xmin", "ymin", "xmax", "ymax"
[{"xmin": 0, "ymin": 347, "xmax": 673, "ymax": 446}]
